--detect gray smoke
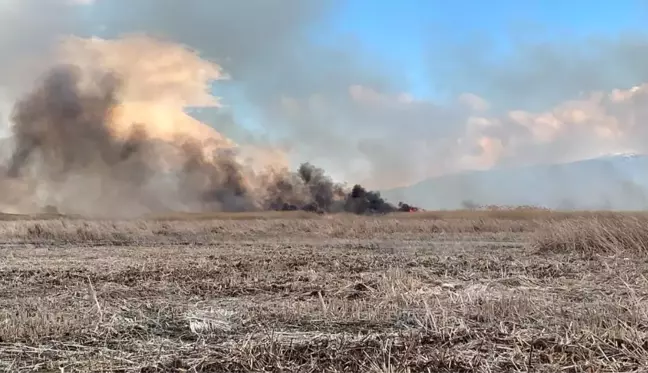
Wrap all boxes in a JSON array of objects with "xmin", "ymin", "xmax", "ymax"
[{"xmin": 2, "ymin": 62, "xmax": 412, "ymax": 216}]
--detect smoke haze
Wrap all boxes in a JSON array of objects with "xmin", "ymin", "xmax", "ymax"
[{"xmin": 2, "ymin": 0, "xmax": 648, "ymax": 213}]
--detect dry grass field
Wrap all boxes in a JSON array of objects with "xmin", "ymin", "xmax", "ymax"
[{"xmin": 1, "ymin": 210, "xmax": 648, "ymax": 372}]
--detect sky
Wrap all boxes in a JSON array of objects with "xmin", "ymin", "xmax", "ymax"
[
  {"xmin": 328, "ymin": 0, "xmax": 648, "ymax": 100},
  {"xmin": 5, "ymin": 0, "xmax": 648, "ymax": 191}
]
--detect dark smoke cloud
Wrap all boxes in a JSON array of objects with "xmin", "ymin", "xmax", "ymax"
[{"xmin": 3, "ymin": 62, "xmax": 414, "ymax": 216}]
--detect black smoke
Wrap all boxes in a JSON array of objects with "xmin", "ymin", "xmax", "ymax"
[{"xmin": 270, "ymin": 164, "xmax": 418, "ymax": 214}]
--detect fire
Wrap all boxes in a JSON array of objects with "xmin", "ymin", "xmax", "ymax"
[{"xmin": 397, "ymin": 202, "xmax": 423, "ymax": 212}]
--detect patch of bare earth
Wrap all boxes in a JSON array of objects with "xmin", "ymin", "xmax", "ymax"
[{"xmin": 0, "ymin": 212, "xmax": 647, "ymax": 372}]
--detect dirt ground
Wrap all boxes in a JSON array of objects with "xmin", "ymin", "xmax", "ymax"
[{"xmin": 0, "ymin": 211, "xmax": 647, "ymax": 372}]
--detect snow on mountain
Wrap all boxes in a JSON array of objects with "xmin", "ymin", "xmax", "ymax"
[{"xmin": 381, "ymin": 153, "xmax": 648, "ymax": 210}]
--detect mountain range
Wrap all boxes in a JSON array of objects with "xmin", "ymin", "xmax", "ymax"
[{"xmin": 381, "ymin": 153, "xmax": 648, "ymax": 211}]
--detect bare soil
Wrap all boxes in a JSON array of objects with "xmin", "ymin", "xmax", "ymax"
[{"xmin": 0, "ymin": 212, "xmax": 647, "ymax": 372}]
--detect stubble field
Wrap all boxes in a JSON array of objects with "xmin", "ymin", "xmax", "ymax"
[{"xmin": 1, "ymin": 210, "xmax": 648, "ymax": 372}]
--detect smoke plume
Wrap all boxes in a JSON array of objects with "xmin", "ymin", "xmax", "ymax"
[{"xmin": 0, "ymin": 35, "xmax": 409, "ymax": 216}]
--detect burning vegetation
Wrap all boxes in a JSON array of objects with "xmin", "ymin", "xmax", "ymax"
[{"xmin": 270, "ymin": 168, "xmax": 421, "ymax": 214}]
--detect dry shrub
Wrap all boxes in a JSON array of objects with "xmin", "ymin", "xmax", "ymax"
[{"xmin": 532, "ymin": 214, "xmax": 648, "ymax": 256}]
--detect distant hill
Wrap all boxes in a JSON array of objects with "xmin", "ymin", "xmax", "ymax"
[{"xmin": 381, "ymin": 153, "xmax": 648, "ymax": 210}]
